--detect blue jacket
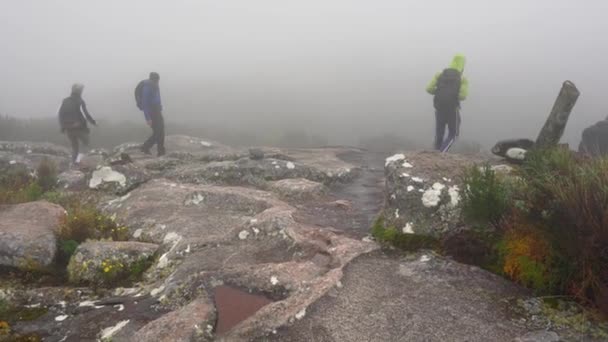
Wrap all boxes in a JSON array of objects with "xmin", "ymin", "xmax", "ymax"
[{"xmin": 142, "ymin": 80, "xmax": 162, "ymax": 120}]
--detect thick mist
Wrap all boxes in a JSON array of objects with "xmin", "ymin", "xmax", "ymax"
[{"xmin": 1, "ymin": 0, "xmax": 607, "ymax": 148}]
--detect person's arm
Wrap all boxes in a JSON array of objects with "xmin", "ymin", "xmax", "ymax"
[
  {"xmin": 459, "ymin": 76, "xmax": 469, "ymax": 101},
  {"xmin": 81, "ymin": 100, "xmax": 97, "ymax": 125},
  {"xmin": 426, "ymin": 72, "xmax": 441, "ymax": 95}
]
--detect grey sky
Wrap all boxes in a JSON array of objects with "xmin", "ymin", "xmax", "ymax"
[{"xmin": 1, "ymin": 0, "xmax": 607, "ymax": 147}]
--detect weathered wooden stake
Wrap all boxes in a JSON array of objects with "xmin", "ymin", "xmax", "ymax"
[{"xmin": 535, "ymin": 81, "xmax": 580, "ymax": 148}]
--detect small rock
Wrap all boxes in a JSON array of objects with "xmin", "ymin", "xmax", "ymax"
[
  {"xmin": 239, "ymin": 230, "xmax": 250, "ymax": 240},
  {"xmin": 514, "ymin": 330, "xmax": 560, "ymax": 342},
  {"xmin": 55, "ymin": 315, "xmax": 68, "ymax": 322},
  {"xmin": 295, "ymin": 308, "xmax": 307, "ymax": 320},
  {"xmin": 249, "ymin": 148, "xmax": 265, "ymax": 160},
  {"xmin": 332, "ymin": 200, "xmax": 352, "ymax": 210}
]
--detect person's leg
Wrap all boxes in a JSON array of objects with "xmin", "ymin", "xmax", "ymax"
[
  {"xmin": 76, "ymin": 130, "xmax": 90, "ymax": 163},
  {"xmin": 67, "ymin": 130, "xmax": 79, "ymax": 164},
  {"xmin": 440, "ymin": 109, "xmax": 458, "ymax": 153},
  {"xmin": 156, "ymin": 113, "xmax": 165, "ymax": 156},
  {"xmin": 142, "ymin": 113, "xmax": 156, "ymax": 154},
  {"xmin": 434, "ymin": 110, "xmax": 447, "ymax": 150}
]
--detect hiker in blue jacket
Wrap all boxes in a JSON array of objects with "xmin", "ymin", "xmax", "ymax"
[{"xmin": 136, "ymin": 72, "xmax": 165, "ymax": 156}]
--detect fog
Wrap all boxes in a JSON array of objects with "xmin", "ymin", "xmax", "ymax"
[{"xmin": 1, "ymin": 0, "xmax": 607, "ymax": 148}]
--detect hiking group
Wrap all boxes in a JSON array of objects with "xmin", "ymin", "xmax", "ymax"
[
  {"xmin": 57, "ymin": 57, "xmax": 606, "ymax": 165},
  {"xmin": 58, "ymin": 72, "xmax": 165, "ymax": 165}
]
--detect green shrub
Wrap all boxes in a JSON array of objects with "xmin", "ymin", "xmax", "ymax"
[
  {"xmin": 0, "ymin": 159, "xmax": 56, "ymax": 204},
  {"xmin": 461, "ymin": 165, "xmax": 512, "ymax": 227},
  {"xmin": 35, "ymin": 158, "xmax": 57, "ymax": 192},
  {"xmin": 58, "ymin": 203, "xmax": 129, "ymax": 243},
  {"xmin": 372, "ymin": 217, "xmax": 440, "ymax": 251}
]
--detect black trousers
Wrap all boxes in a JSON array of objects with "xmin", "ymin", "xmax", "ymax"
[
  {"xmin": 434, "ymin": 108, "xmax": 460, "ymax": 152},
  {"xmin": 142, "ymin": 112, "xmax": 165, "ymax": 154},
  {"xmin": 66, "ymin": 128, "xmax": 90, "ymax": 163}
]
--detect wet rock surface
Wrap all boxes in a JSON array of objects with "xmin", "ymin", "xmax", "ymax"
[
  {"xmin": 0, "ymin": 201, "xmax": 65, "ymax": 270},
  {"xmin": 1, "ymin": 137, "xmax": 604, "ymax": 341}
]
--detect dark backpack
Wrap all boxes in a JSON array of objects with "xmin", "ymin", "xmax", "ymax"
[
  {"xmin": 434, "ymin": 68, "xmax": 461, "ymax": 110},
  {"xmin": 134, "ymin": 80, "xmax": 145, "ymax": 110}
]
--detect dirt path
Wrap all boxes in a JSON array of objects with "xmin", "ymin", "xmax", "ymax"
[{"xmin": 293, "ymin": 150, "xmax": 386, "ymax": 238}]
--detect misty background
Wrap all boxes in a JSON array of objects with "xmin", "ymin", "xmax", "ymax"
[{"xmin": 1, "ymin": 0, "xmax": 607, "ymax": 149}]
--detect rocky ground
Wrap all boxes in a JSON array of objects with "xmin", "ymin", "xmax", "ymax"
[{"xmin": 0, "ymin": 137, "xmax": 605, "ymax": 341}]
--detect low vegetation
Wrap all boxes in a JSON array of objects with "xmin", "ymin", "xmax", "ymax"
[
  {"xmin": 0, "ymin": 159, "xmax": 56, "ymax": 205},
  {"xmin": 0, "ymin": 160, "xmax": 136, "ymax": 286},
  {"xmin": 459, "ymin": 148, "xmax": 608, "ymax": 315},
  {"xmin": 372, "ymin": 217, "xmax": 440, "ymax": 252}
]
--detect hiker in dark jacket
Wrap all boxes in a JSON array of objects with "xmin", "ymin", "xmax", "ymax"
[
  {"xmin": 58, "ymin": 83, "xmax": 97, "ymax": 164},
  {"xmin": 579, "ymin": 116, "xmax": 608, "ymax": 157},
  {"xmin": 137, "ymin": 72, "xmax": 165, "ymax": 156},
  {"xmin": 426, "ymin": 54, "xmax": 469, "ymax": 152}
]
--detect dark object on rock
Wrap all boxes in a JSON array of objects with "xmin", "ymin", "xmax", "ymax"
[
  {"xmin": 249, "ymin": 148, "xmax": 265, "ymax": 160},
  {"xmin": 578, "ymin": 118, "xmax": 608, "ymax": 157},
  {"xmin": 536, "ymin": 81, "xmax": 580, "ymax": 148},
  {"xmin": 491, "ymin": 139, "xmax": 535, "ymax": 159},
  {"xmin": 109, "ymin": 153, "xmax": 133, "ymax": 166}
]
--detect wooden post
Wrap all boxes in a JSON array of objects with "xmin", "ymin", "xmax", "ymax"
[{"xmin": 535, "ymin": 81, "xmax": 580, "ymax": 148}]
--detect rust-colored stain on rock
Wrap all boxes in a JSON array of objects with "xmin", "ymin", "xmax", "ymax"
[{"xmin": 214, "ymin": 285, "xmax": 273, "ymax": 335}]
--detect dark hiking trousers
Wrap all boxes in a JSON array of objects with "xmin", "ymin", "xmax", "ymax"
[
  {"xmin": 434, "ymin": 108, "xmax": 460, "ymax": 152},
  {"xmin": 66, "ymin": 128, "xmax": 90, "ymax": 163},
  {"xmin": 142, "ymin": 112, "xmax": 165, "ymax": 155}
]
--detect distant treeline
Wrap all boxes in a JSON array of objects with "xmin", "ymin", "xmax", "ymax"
[{"xmin": 0, "ymin": 115, "xmax": 482, "ymax": 153}]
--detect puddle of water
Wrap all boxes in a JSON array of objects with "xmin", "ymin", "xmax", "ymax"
[{"xmin": 214, "ymin": 285, "xmax": 273, "ymax": 335}]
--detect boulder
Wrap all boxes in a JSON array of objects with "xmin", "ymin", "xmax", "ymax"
[
  {"xmin": 67, "ymin": 241, "xmax": 159, "ymax": 285},
  {"xmin": 491, "ymin": 138, "xmax": 534, "ymax": 159},
  {"xmin": 269, "ymin": 178, "xmax": 326, "ymax": 200},
  {"xmin": 383, "ymin": 151, "xmax": 488, "ymax": 238},
  {"xmin": 88, "ymin": 164, "xmax": 149, "ymax": 195},
  {"xmin": 0, "ymin": 201, "xmax": 65, "ymax": 270},
  {"xmin": 132, "ymin": 297, "xmax": 215, "ymax": 342}
]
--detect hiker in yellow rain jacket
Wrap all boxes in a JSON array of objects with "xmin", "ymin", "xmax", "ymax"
[{"xmin": 426, "ymin": 54, "xmax": 469, "ymax": 152}]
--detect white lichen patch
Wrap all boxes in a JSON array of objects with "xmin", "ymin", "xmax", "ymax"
[
  {"xmin": 89, "ymin": 167, "xmax": 127, "ymax": 189},
  {"xmin": 448, "ymin": 186, "xmax": 461, "ymax": 207},
  {"xmin": 151, "ymin": 285, "xmax": 165, "ymax": 297},
  {"xmin": 238, "ymin": 230, "xmax": 250, "ymax": 240},
  {"xmin": 400, "ymin": 173, "xmax": 410, "ymax": 178},
  {"xmin": 419, "ymin": 255, "xmax": 431, "ymax": 262},
  {"xmin": 200, "ymin": 141, "xmax": 212, "ymax": 147},
  {"xmin": 163, "ymin": 232, "xmax": 181, "ymax": 245},
  {"xmin": 422, "ymin": 188, "xmax": 442, "ymax": 208},
  {"xmin": 395, "ymin": 209, "xmax": 400, "ymax": 219},
  {"xmin": 286, "ymin": 162, "xmax": 295, "ymax": 169},
  {"xmin": 411, "ymin": 177, "xmax": 424, "ymax": 183},
  {"xmin": 133, "ymin": 229, "xmax": 143, "ymax": 239},
  {"xmin": 432, "ymin": 182, "xmax": 445, "ymax": 191},
  {"xmin": 9, "ymin": 160, "xmax": 16, "ymax": 165},
  {"xmin": 402, "ymin": 161, "xmax": 413, "ymax": 168},
  {"xmin": 114, "ymin": 304, "xmax": 125, "ymax": 311},
  {"xmin": 402, "ymin": 223, "xmax": 415, "ymax": 234},
  {"xmin": 78, "ymin": 300, "xmax": 104, "ymax": 309},
  {"xmin": 407, "ymin": 185, "xmax": 415, "ymax": 192},
  {"xmin": 100, "ymin": 320, "xmax": 130, "ymax": 340},
  {"xmin": 385, "ymin": 154, "xmax": 405, "ymax": 166},
  {"xmin": 270, "ymin": 276, "xmax": 279, "ymax": 285},
  {"xmin": 185, "ymin": 193, "xmax": 205, "ymax": 206},
  {"xmin": 295, "ymin": 308, "xmax": 307, "ymax": 320},
  {"xmin": 55, "ymin": 315, "xmax": 68, "ymax": 322}
]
